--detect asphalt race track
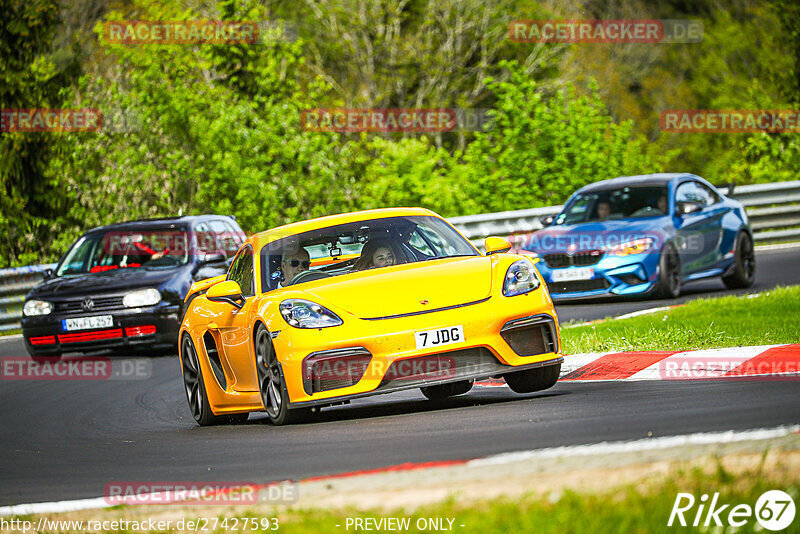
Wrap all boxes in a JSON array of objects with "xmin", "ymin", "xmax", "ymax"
[{"xmin": 1, "ymin": 246, "xmax": 799, "ymax": 507}]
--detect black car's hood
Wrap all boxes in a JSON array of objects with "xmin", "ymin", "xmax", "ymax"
[
  {"xmin": 28, "ymin": 267, "xmax": 184, "ymax": 299},
  {"xmin": 523, "ymin": 218, "xmax": 672, "ymax": 254}
]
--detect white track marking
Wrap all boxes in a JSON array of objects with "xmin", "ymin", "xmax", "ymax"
[{"xmin": 468, "ymin": 425, "xmax": 800, "ymax": 467}]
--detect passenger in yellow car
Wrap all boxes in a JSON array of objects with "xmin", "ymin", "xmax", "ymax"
[{"xmin": 352, "ymin": 239, "xmax": 400, "ymax": 270}]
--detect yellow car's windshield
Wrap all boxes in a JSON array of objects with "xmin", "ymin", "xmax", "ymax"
[{"xmin": 260, "ymin": 215, "xmax": 479, "ymax": 290}]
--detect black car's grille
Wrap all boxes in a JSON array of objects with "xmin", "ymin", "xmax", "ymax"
[
  {"xmin": 543, "ymin": 250, "xmax": 603, "ymax": 268},
  {"xmin": 55, "ymin": 296, "xmax": 125, "ymax": 314},
  {"xmin": 548, "ymin": 278, "xmax": 611, "ymax": 294}
]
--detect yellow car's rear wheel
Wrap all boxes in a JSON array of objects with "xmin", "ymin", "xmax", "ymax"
[{"xmin": 255, "ymin": 325, "xmax": 312, "ymax": 425}]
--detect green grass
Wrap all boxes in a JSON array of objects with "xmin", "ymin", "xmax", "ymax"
[
  {"xmin": 0, "ymin": 328, "xmax": 20, "ymax": 337},
  {"xmin": 226, "ymin": 461, "xmax": 798, "ymax": 533},
  {"xmin": 562, "ymin": 285, "xmax": 800, "ymax": 354}
]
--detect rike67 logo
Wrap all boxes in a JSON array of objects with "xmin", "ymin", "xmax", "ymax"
[{"xmin": 669, "ymin": 490, "xmax": 796, "ymax": 531}]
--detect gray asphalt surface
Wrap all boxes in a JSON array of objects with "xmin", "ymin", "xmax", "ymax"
[{"xmin": 1, "ymin": 246, "xmax": 798, "ymax": 507}]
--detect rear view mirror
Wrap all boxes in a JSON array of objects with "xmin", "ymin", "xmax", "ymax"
[
  {"xmin": 484, "ymin": 236, "xmax": 512, "ymax": 255},
  {"xmin": 206, "ymin": 280, "xmax": 244, "ymax": 309},
  {"xmin": 676, "ymin": 201, "xmax": 703, "ymax": 216},
  {"xmin": 540, "ymin": 215, "xmax": 555, "ymax": 227}
]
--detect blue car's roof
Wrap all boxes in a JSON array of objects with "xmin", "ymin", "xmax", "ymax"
[{"xmin": 577, "ymin": 173, "xmax": 692, "ymax": 193}]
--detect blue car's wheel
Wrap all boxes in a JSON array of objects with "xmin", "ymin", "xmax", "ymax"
[
  {"xmin": 655, "ymin": 243, "xmax": 681, "ymax": 299},
  {"xmin": 723, "ymin": 231, "xmax": 756, "ymax": 289}
]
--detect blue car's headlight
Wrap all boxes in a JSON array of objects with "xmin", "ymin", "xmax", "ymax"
[
  {"xmin": 607, "ymin": 238, "xmax": 655, "ymax": 256},
  {"xmin": 280, "ymin": 299, "xmax": 342, "ymax": 328},
  {"xmin": 503, "ymin": 260, "xmax": 540, "ymax": 296}
]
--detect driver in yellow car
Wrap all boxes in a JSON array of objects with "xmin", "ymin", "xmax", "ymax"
[{"xmin": 280, "ymin": 248, "xmax": 310, "ymax": 286}]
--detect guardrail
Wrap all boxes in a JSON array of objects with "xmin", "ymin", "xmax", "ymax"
[
  {"xmin": 0, "ymin": 264, "xmax": 57, "ymax": 332},
  {"xmin": 450, "ymin": 180, "xmax": 800, "ymax": 248},
  {"xmin": 1, "ymin": 180, "xmax": 798, "ymax": 334}
]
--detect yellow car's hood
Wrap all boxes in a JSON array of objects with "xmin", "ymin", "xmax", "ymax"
[{"xmin": 303, "ymin": 256, "xmax": 493, "ymax": 319}]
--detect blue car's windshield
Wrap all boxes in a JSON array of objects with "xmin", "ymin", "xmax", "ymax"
[{"xmin": 555, "ymin": 186, "xmax": 668, "ymax": 225}]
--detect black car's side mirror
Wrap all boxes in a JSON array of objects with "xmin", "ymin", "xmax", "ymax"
[
  {"xmin": 42, "ymin": 268, "xmax": 54, "ymax": 280},
  {"xmin": 676, "ymin": 201, "xmax": 704, "ymax": 216},
  {"xmin": 192, "ymin": 253, "xmax": 226, "ymax": 275},
  {"xmin": 540, "ymin": 215, "xmax": 556, "ymax": 227}
]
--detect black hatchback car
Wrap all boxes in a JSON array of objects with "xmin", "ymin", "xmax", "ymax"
[{"xmin": 21, "ymin": 215, "xmax": 245, "ymax": 360}]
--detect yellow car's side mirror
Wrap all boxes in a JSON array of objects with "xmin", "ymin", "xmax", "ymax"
[
  {"xmin": 484, "ymin": 236, "xmax": 512, "ymax": 255},
  {"xmin": 206, "ymin": 280, "xmax": 244, "ymax": 309}
]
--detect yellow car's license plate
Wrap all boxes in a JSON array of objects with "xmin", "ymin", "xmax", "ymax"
[{"xmin": 414, "ymin": 325, "xmax": 464, "ymax": 350}]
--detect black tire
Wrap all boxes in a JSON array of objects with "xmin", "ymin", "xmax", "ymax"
[
  {"xmin": 722, "ymin": 231, "xmax": 756, "ymax": 289},
  {"xmin": 420, "ymin": 380, "xmax": 473, "ymax": 400},
  {"xmin": 254, "ymin": 324, "xmax": 311, "ymax": 425},
  {"xmin": 503, "ymin": 364, "xmax": 561, "ymax": 394},
  {"xmin": 655, "ymin": 243, "xmax": 681, "ymax": 299},
  {"xmin": 181, "ymin": 334, "xmax": 231, "ymax": 426}
]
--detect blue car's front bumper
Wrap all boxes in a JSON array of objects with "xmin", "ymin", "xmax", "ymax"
[{"xmin": 534, "ymin": 251, "xmax": 661, "ymax": 300}]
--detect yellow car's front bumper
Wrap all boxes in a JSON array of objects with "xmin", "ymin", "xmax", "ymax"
[{"xmin": 272, "ymin": 287, "xmax": 561, "ymax": 406}]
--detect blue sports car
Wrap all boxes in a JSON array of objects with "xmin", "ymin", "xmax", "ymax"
[{"xmin": 521, "ymin": 174, "xmax": 755, "ymax": 300}]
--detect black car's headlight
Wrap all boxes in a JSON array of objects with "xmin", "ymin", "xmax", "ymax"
[
  {"xmin": 123, "ymin": 288, "xmax": 162, "ymax": 307},
  {"xmin": 280, "ymin": 299, "xmax": 342, "ymax": 328},
  {"xmin": 23, "ymin": 300, "xmax": 53, "ymax": 316},
  {"xmin": 503, "ymin": 260, "xmax": 540, "ymax": 297}
]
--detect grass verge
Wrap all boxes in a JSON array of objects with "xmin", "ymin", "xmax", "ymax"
[{"xmin": 562, "ymin": 285, "xmax": 800, "ymax": 354}]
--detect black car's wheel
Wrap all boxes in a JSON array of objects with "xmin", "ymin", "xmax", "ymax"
[
  {"xmin": 722, "ymin": 231, "xmax": 756, "ymax": 289},
  {"xmin": 655, "ymin": 243, "xmax": 681, "ymax": 299},
  {"xmin": 503, "ymin": 363, "xmax": 561, "ymax": 394},
  {"xmin": 420, "ymin": 379, "xmax": 473, "ymax": 400},
  {"xmin": 181, "ymin": 334, "xmax": 232, "ymax": 426},
  {"xmin": 254, "ymin": 325, "xmax": 311, "ymax": 425}
]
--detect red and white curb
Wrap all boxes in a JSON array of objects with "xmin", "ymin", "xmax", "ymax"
[
  {"xmin": 2, "ymin": 425, "xmax": 798, "ymax": 517},
  {"xmin": 475, "ymin": 343, "xmax": 800, "ymax": 386}
]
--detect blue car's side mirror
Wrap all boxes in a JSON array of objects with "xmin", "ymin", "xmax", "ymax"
[{"xmin": 676, "ymin": 201, "xmax": 703, "ymax": 216}]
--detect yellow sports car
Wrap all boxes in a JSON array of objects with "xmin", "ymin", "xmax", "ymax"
[{"xmin": 179, "ymin": 208, "xmax": 562, "ymax": 425}]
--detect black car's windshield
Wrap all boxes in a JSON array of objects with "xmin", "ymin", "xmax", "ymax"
[
  {"xmin": 260, "ymin": 215, "xmax": 479, "ymax": 290},
  {"xmin": 56, "ymin": 227, "xmax": 190, "ymax": 276},
  {"xmin": 555, "ymin": 186, "xmax": 669, "ymax": 225}
]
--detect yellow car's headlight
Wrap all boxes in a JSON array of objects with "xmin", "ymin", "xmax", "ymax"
[
  {"xmin": 607, "ymin": 238, "xmax": 655, "ymax": 256},
  {"xmin": 280, "ymin": 299, "xmax": 342, "ymax": 328},
  {"xmin": 503, "ymin": 260, "xmax": 540, "ymax": 296}
]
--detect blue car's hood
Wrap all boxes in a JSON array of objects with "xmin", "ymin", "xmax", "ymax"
[{"xmin": 523, "ymin": 218, "xmax": 672, "ymax": 255}]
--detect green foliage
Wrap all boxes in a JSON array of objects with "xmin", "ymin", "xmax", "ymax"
[
  {"xmin": 3, "ymin": 0, "xmax": 799, "ymax": 267},
  {"xmin": 455, "ymin": 63, "xmax": 670, "ymax": 212}
]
